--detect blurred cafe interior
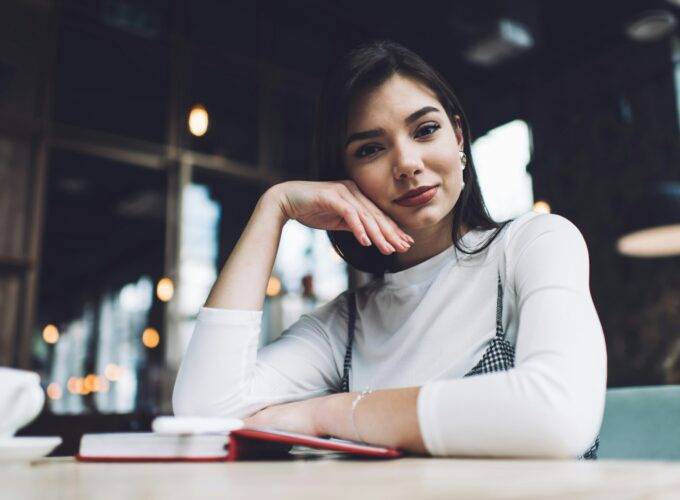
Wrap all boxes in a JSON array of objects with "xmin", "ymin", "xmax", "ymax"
[{"xmin": 1, "ymin": 0, "xmax": 679, "ymax": 455}]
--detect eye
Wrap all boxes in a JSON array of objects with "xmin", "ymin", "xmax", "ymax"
[
  {"xmin": 354, "ymin": 144, "xmax": 383, "ymax": 159},
  {"xmin": 415, "ymin": 123, "xmax": 441, "ymax": 138}
]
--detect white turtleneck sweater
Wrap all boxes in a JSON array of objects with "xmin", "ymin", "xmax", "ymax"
[{"xmin": 173, "ymin": 211, "xmax": 607, "ymax": 458}]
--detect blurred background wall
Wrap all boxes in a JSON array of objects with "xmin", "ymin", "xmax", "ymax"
[{"xmin": 0, "ymin": 0, "xmax": 679, "ymax": 441}]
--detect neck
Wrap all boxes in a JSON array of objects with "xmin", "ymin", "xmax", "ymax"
[{"xmin": 393, "ymin": 217, "xmax": 470, "ymax": 272}]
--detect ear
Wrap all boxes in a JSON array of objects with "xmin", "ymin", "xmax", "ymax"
[{"xmin": 452, "ymin": 114, "xmax": 464, "ymax": 149}]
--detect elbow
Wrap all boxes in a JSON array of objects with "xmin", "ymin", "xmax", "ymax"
[
  {"xmin": 172, "ymin": 389, "xmax": 239, "ymax": 418},
  {"xmin": 529, "ymin": 404, "xmax": 601, "ymax": 458},
  {"xmin": 172, "ymin": 383, "xmax": 207, "ymax": 417},
  {"xmin": 171, "ymin": 375, "xmax": 230, "ymax": 417},
  {"xmin": 172, "ymin": 368, "xmax": 196, "ymax": 416},
  {"xmin": 172, "ymin": 377, "xmax": 259, "ymax": 419},
  {"xmin": 172, "ymin": 394, "xmax": 197, "ymax": 418}
]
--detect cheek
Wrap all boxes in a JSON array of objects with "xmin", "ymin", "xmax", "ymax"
[
  {"xmin": 350, "ymin": 169, "xmax": 381, "ymax": 195},
  {"xmin": 352, "ymin": 170, "xmax": 396, "ymax": 210},
  {"xmin": 427, "ymin": 145, "xmax": 460, "ymax": 177}
]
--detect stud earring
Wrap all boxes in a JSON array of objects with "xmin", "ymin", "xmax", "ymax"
[{"xmin": 459, "ymin": 151, "xmax": 467, "ymax": 169}]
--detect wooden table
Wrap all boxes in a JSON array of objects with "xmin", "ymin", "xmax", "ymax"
[{"xmin": 3, "ymin": 456, "xmax": 680, "ymax": 499}]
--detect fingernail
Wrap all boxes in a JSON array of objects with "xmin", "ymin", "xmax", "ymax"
[
  {"xmin": 385, "ymin": 243, "xmax": 396, "ymax": 253},
  {"xmin": 362, "ymin": 235, "xmax": 371, "ymax": 246},
  {"xmin": 400, "ymin": 239, "xmax": 411, "ymax": 249},
  {"xmin": 405, "ymin": 235, "xmax": 415, "ymax": 244}
]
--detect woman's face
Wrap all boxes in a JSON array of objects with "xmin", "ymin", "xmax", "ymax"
[{"xmin": 343, "ymin": 74, "xmax": 466, "ymax": 234}]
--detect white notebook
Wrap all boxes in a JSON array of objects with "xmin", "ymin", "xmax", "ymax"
[{"xmin": 77, "ymin": 432, "xmax": 231, "ymax": 461}]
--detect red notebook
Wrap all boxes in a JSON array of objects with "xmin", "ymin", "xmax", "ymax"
[
  {"xmin": 228, "ymin": 427, "xmax": 404, "ymax": 461},
  {"xmin": 76, "ymin": 428, "xmax": 403, "ymax": 462}
]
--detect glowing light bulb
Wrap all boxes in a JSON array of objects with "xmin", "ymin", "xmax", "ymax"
[
  {"xmin": 156, "ymin": 277, "xmax": 174, "ymax": 302},
  {"xmin": 189, "ymin": 104, "xmax": 209, "ymax": 136},
  {"xmin": 266, "ymin": 276, "xmax": 281, "ymax": 297},
  {"xmin": 142, "ymin": 327, "xmax": 160, "ymax": 348},
  {"xmin": 42, "ymin": 324, "xmax": 59, "ymax": 344},
  {"xmin": 532, "ymin": 200, "xmax": 551, "ymax": 214}
]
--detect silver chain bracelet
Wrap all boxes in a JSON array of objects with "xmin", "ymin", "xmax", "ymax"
[{"xmin": 350, "ymin": 385, "xmax": 374, "ymax": 443}]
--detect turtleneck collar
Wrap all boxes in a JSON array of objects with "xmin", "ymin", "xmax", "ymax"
[{"xmin": 382, "ymin": 228, "xmax": 489, "ymax": 289}]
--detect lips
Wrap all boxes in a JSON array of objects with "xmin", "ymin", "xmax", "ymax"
[
  {"xmin": 394, "ymin": 185, "xmax": 438, "ymax": 202},
  {"xmin": 393, "ymin": 185, "xmax": 439, "ymax": 207}
]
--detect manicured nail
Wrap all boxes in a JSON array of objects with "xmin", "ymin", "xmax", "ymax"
[
  {"xmin": 361, "ymin": 235, "xmax": 371, "ymax": 246},
  {"xmin": 385, "ymin": 243, "xmax": 396, "ymax": 253},
  {"xmin": 400, "ymin": 239, "xmax": 411, "ymax": 249},
  {"xmin": 405, "ymin": 235, "xmax": 415, "ymax": 244}
]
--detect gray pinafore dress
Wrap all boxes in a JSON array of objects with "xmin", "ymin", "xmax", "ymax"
[{"xmin": 340, "ymin": 271, "xmax": 599, "ymax": 459}]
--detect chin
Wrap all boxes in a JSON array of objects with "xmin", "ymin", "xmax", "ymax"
[{"xmin": 396, "ymin": 211, "xmax": 447, "ymax": 231}]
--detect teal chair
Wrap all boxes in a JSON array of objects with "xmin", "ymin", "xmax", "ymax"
[{"xmin": 598, "ymin": 385, "xmax": 680, "ymax": 460}]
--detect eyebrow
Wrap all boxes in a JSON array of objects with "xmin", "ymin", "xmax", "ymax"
[{"xmin": 344, "ymin": 106, "xmax": 441, "ymax": 148}]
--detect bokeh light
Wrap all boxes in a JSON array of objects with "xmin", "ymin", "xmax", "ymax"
[
  {"xmin": 266, "ymin": 276, "xmax": 281, "ymax": 296},
  {"xmin": 67, "ymin": 376, "xmax": 82, "ymax": 395},
  {"xmin": 46, "ymin": 383, "xmax": 62, "ymax": 400},
  {"xmin": 532, "ymin": 200, "xmax": 551, "ymax": 214},
  {"xmin": 142, "ymin": 327, "xmax": 160, "ymax": 349},
  {"xmin": 156, "ymin": 277, "xmax": 174, "ymax": 302},
  {"xmin": 104, "ymin": 363, "xmax": 122, "ymax": 381},
  {"xmin": 42, "ymin": 324, "xmax": 59, "ymax": 344},
  {"xmin": 188, "ymin": 104, "xmax": 209, "ymax": 136}
]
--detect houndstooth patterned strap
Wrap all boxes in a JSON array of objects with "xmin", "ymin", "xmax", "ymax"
[
  {"xmin": 465, "ymin": 272, "xmax": 514, "ymax": 376},
  {"xmin": 340, "ymin": 292, "xmax": 356, "ymax": 393},
  {"xmin": 580, "ymin": 437, "xmax": 599, "ymax": 460},
  {"xmin": 495, "ymin": 271, "xmax": 504, "ymax": 339}
]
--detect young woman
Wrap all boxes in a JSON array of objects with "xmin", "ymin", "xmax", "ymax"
[{"xmin": 173, "ymin": 40, "xmax": 607, "ymax": 458}]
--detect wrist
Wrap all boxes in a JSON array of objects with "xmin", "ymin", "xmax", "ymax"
[
  {"xmin": 259, "ymin": 183, "xmax": 290, "ymax": 226},
  {"xmin": 314, "ymin": 392, "xmax": 353, "ymax": 437}
]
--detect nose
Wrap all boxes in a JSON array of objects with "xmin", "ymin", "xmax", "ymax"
[{"xmin": 392, "ymin": 140, "xmax": 423, "ymax": 180}]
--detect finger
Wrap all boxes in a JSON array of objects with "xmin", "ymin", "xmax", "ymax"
[
  {"xmin": 341, "ymin": 181, "xmax": 415, "ymax": 245},
  {"xmin": 339, "ymin": 185, "xmax": 413, "ymax": 251},
  {"xmin": 337, "ymin": 190, "xmax": 403, "ymax": 255},
  {"xmin": 327, "ymin": 196, "xmax": 372, "ymax": 247},
  {"xmin": 367, "ymin": 207, "xmax": 414, "ymax": 251},
  {"xmin": 358, "ymin": 210, "xmax": 398, "ymax": 255},
  {"xmin": 343, "ymin": 194, "xmax": 408, "ymax": 255}
]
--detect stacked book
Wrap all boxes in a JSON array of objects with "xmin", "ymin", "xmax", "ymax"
[{"xmin": 76, "ymin": 416, "xmax": 402, "ymax": 462}]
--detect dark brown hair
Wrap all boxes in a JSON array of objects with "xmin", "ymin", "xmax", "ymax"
[{"xmin": 312, "ymin": 40, "xmax": 512, "ymax": 274}]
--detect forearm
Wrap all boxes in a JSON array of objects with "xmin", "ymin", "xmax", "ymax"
[
  {"xmin": 172, "ymin": 309, "xmax": 263, "ymax": 416},
  {"xmin": 205, "ymin": 185, "xmax": 288, "ymax": 311},
  {"xmin": 316, "ymin": 387, "xmax": 429, "ymax": 455}
]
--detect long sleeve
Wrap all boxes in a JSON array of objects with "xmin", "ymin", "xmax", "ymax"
[
  {"xmin": 416, "ymin": 215, "xmax": 608, "ymax": 458},
  {"xmin": 172, "ymin": 302, "xmax": 343, "ymax": 418}
]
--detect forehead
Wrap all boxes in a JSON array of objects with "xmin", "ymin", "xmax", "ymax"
[{"xmin": 347, "ymin": 74, "xmax": 440, "ymax": 128}]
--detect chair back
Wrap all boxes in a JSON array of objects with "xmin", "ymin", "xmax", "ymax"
[{"xmin": 598, "ymin": 385, "xmax": 680, "ymax": 460}]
